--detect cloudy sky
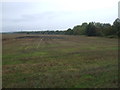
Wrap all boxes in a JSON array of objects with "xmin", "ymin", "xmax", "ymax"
[{"xmin": 1, "ymin": 0, "xmax": 119, "ymax": 32}]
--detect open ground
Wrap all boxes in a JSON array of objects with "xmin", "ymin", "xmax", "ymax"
[{"xmin": 2, "ymin": 34, "xmax": 118, "ymax": 88}]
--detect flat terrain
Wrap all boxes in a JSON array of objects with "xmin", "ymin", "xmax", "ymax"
[{"xmin": 2, "ymin": 34, "xmax": 118, "ymax": 88}]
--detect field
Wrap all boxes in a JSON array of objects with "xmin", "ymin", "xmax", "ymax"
[{"xmin": 2, "ymin": 34, "xmax": 118, "ymax": 88}]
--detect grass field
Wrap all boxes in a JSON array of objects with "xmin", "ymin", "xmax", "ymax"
[{"xmin": 2, "ymin": 34, "xmax": 118, "ymax": 88}]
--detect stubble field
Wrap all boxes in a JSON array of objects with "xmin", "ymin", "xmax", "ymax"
[{"xmin": 2, "ymin": 34, "xmax": 118, "ymax": 88}]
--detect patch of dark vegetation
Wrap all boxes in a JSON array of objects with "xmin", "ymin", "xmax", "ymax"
[
  {"xmin": 15, "ymin": 36, "xmax": 66, "ymax": 40},
  {"xmin": 2, "ymin": 38, "xmax": 9, "ymax": 41}
]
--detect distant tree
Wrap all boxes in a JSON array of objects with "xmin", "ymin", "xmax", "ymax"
[
  {"xmin": 80, "ymin": 23, "xmax": 88, "ymax": 35},
  {"xmin": 65, "ymin": 28, "xmax": 73, "ymax": 35},
  {"xmin": 81, "ymin": 22, "xmax": 88, "ymax": 26},
  {"xmin": 72, "ymin": 25, "xmax": 81, "ymax": 35},
  {"xmin": 94, "ymin": 22, "xmax": 103, "ymax": 36},
  {"xmin": 101, "ymin": 23, "xmax": 112, "ymax": 36},
  {"xmin": 85, "ymin": 22, "xmax": 97, "ymax": 36},
  {"xmin": 113, "ymin": 18, "xmax": 120, "ymax": 37},
  {"xmin": 27, "ymin": 32, "xmax": 30, "ymax": 34}
]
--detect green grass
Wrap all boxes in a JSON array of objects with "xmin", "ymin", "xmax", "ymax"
[{"xmin": 2, "ymin": 34, "xmax": 118, "ymax": 88}]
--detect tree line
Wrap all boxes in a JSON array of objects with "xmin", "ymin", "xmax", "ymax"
[
  {"xmin": 16, "ymin": 18, "xmax": 120, "ymax": 38},
  {"xmin": 65, "ymin": 18, "xmax": 120, "ymax": 38}
]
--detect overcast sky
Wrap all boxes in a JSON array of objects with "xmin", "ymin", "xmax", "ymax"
[{"xmin": 1, "ymin": 0, "xmax": 119, "ymax": 32}]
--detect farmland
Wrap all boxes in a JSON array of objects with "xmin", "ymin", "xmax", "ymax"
[{"xmin": 2, "ymin": 34, "xmax": 118, "ymax": 88}]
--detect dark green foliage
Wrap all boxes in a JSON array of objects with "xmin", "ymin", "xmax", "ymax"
[
  {"xmin": 70, "ymin": 23, "xmax": 88, "ymax": 35},
  {"xmin": 65, "ymin": 28, "xmax": 73, "ymax": 35},
  {"xmin": 101, "ymin": 24, "xmax": 113, "ymax": 36},
  {"xmin": 80, "ymin": 23, "xmax": 88, "ymax": 35},
  {"xmin": 85, "ymin": 22, "xmax": 97, "ymax": 36},
  {"xmin": 27, "ymin": 32, "xmax": 30, "ymax": 34},
  {"xmin": 113, "ymin": 18, "xmax": 120, "ymax": 37},
  {"xmin": 72, "ymin": 25, "xmax": 81, "ymax": 35}
]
